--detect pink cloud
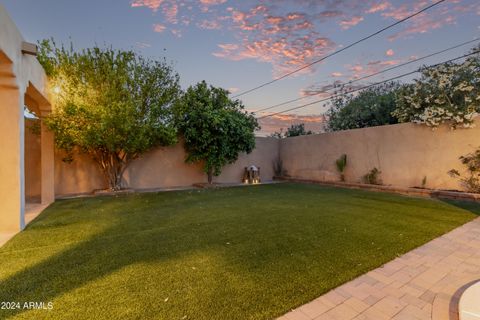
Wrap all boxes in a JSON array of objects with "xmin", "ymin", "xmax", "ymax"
[
  {"xmin": 197, "ymin": 20, "xmax": 221, "ymax": 30},
  {"xmin": 346, "ymin": 58, "xmax": 401, "ymax": 79},
  {"xmin": 214, "ymin": 35, "xmax": 336, "ymax": 77},
  {"xmin": 386, "ymin": 49, "xmax": 394, "ymax": 56},
  {"xmin": 153, "ymin": 23, "xmax": 166, "ymax": 32},
  {"xmin": 331, "ymin": 72, "xmax": 343, "ymax": 77},
  {"xmin": 366, "ymin": 1, "xmax": 391, "ymax": 14},
  {"xmin": 163, "ymin": 3, "xmax": 178, "ymax": 24},
  {"xmin": 171, "ymin": 29, "xmax": 182, "ymax": 37},
  {"xmin": 256, "ymin": 114, "xmax": 327, "ymax": 136},
  {"xmin": 387, "ymin": 13, "xmax": 455, "ymax": 41},
  {"xmin": 339, "ymin": 16, "xmax": 364, "ymax": 30},
  {"xmin": 131, "ymin": 0, "xmax": 164, "ymax": 11},
  {"xmin": 228, "ymin": 87, "xmax": 240, "ymax": 93},
  {"xmin": 200, "ymin": 0, "xmax": 226, "ymax": 5}
]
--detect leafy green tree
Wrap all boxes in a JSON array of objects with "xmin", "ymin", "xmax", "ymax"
[
  {"xmin": 38, "ymin": 40, "xmax": 181, "ymax": 190},
  {"xmin": 393, "ymin": 46, "xmax": 480, "ymax": 129},
  {"xmin": 326, "ymin": 82, "xmax": 401, "ymax": 131},
  {"xmin": 285, "ymin": 123, "xmax": 313, "ymax": 137},
  {"xmin": 174, "ymin": 81, "xmax": 259, "ymax": 184},
  {"xmin": 271, "ymin": 123, "xmax": 312, "ymax": 138}
]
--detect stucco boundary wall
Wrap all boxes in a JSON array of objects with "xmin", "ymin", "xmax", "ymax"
[
  {"xmin": 279, "ymin": 119, "xmax": 480, "ymax": 191},
  {"xmin": 25, "ymin": 118, "xmax": 480, "ymax": 198},
  {"xmin": 25, "ymin": 133, "xmax": 280, "ymax": 198}
]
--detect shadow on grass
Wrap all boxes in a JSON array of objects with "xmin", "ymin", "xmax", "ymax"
[
  {"xmin": 441, "ymin": 199, "xmax": 480, "ymax": 216},
  {"xmin": 1, "ymin": 185, "xmax": 480, "ymax": 319},
  {"xmin": 0, "ymin": 203, "xmax": 217, "ymax": 318}
]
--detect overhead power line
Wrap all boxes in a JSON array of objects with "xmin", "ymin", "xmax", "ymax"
[
  {"xmin": 258, "ymin": 49, "xmax": 480, "ymax": 120},
  {"xmin": 232, "ymin": 0, "xmax": 447, "ymax": 98},
  {"xmin": 253, "ymin": 38, "xmax": 480, "ymax": 114}
]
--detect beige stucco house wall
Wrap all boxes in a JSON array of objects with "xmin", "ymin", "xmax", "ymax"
[
  {"xmin": 280, "ymin": 120, "xmax": 480, "ymax": 190},
  {"xmin": 0, "ymin": 4, "xmax": 54, "ymax": 233}
]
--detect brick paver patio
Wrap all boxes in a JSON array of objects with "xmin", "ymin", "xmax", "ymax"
[{"xmin": 279, "ymin": 217, "xmax": 480, "ymax": 320}]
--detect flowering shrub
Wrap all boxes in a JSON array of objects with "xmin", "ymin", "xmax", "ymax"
[{"xmin": 393, "ymin": 46, "xmax": 480, "ymax": 129}]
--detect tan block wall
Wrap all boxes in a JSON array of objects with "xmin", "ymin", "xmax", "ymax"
[
  {"xmin": 24, "ymin": 118, "xmax": 480, "ymax": 198},
  {"xmin": 24, "ymin": 120, "xmax": 41, "ymax": 201},
  {"xmin": 280, "ymin": 120, "xmax": 480, "ymax": 191},
  {"xmin": 23, "ymin": 135, "xmax": 279, "ymax": 197}
]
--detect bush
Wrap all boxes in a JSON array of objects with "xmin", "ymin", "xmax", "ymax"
[
  {"xmin": 449, "ymin": 148, "xmax": 480, "ymax": 193},
  {"xmin": 273, "ymin": 157, "xmax": 284, "ymax": 177},
  {"xmin": 335, "ymin": 154, "xmax": 347, "ymax": 181},
  {"xmin": 363, "ymin": 168, "xmax": 382, "ymax": 185},
  {"xmin": 393, "ymin": 45, "xmax": 480, "ymax": 129},
  {"xmin": 326, "ymin": 82, "xmax": 401, "ymax": 131},
  {"xmin": 271, "ymin": 123, "xmax": 312, "ymax": 138},
  {"xmin": 174, "ymin": 81, "xmax": 259, "ymax": 184}
]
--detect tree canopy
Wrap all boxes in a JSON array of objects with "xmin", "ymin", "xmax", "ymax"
[
  {"xmin": 393, "ymin": 46, "xmax": 480, "ymax": 129},
  {"xmin": 326, "ymin": 82, "xmax": 401, "ymax": 131},
  {"xmin": 38, "ymin": 40, "xmax": 181, "ymax": 190},
  {"xmin": 174, "ymin": 81, "xmax": 259, "ymax": 183},
  {"xmin": 270, "ymin": 123, "xmax": 313, "ymax": 138}
]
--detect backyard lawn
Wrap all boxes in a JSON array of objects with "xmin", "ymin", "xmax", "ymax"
[{"xmin": 1, "ymin": 183, "xmax": 479, "ymax": 320}]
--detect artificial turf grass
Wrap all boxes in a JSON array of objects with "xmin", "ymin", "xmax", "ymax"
[{"xmin": 0, "ymin": 183, "xmax": 479, "ymax": 320}]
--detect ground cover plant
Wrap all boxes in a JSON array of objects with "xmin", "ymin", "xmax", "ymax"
[{"xmin": 0, "ymin": 183, "xmax": 478, "ymax": 320}]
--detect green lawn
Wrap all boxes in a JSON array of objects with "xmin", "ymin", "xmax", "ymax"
[{"xmin": 1, "ymin": 183, "xmax": 479, "ymax": 320}]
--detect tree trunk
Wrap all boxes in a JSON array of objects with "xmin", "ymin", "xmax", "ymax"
[
  {"xmin": 207, "ymin": 168, "xmax": 213, "ymax": 184},
  {"xmin": 95, "ymin": 151, "xmax": 129, "ymax": 191}
]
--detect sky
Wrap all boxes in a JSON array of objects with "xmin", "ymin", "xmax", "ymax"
[{"xmin": 2, "ymin": 0, "xmax": 480, "ymax": 135}]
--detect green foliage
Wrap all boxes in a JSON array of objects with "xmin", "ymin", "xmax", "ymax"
[
  {"xmin": 269, "ymin": 129, "xmax": 284, "ymax": 139},
  {"xmin": 38, "ymin": 39, "xmax": 181, "ymax": 190},
  {"xmin": 421, "ymin": 176, "xmax": 427, "ymax": 189},
  {"xmin": 284, "ymin": 123, "xmax": 313, "ymax": 137},
  {"xmin": 363, "ymin": 167, "xmax": 382, "ymax": 185},
  {"xmin": 335, "ymin": 154, "xmax": 347, "ymax": 181},
  {"xmin": 271, "ymin": 123, "xmax": 313, "ymax": 138},
  {"xmin": 174, "ymin": 81, "xmax": 259, "ymax": 183},
  {"xmin": 326, "ymin": 82, "xmax": 401, "ymax": 131},
  {"xmin": 449, "ymin": 148, "xmax": 480, "ymax": 193},
  {"xmin": 393, "ymin": 46, "xmax": 480, "ymax": 129}
]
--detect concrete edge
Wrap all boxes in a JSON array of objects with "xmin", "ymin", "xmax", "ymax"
[{"xmin": 275, "ymin": 177, "xmax": 480, "ymax": 202}]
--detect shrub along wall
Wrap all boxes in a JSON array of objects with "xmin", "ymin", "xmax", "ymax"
[{"xmin": 280, "ymin": 118, "xmax": 480, "ymax": 190}]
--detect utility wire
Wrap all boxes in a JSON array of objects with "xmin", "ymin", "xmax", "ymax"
[
  {"xmin": 253, "ymin": 38, "xmax": 480, "ymax": 113},
  {"xmin": 258, "ymin": 50, "xmax": 480, "ymax": 120},
  {"xmin": 232, "ymin": 0, "xmax": 447, "ymax": 98}
]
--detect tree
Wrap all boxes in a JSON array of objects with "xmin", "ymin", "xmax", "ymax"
[
  {"xmin": 38, "ymin": 40, "xmax": 181, "ymax": 190},
  {"xmin": 270, "ymin": 123, "xmax": 313, "ymax": 138},
  {"xmin": 285, "ymin": 123, "xmax": 313, "ymax": 137},
  {"xmin": 393, "ymin": 46, "xmax": 480, "ymax": 129},
  {"xmin": 174, "ymin": 81, "xmax": 259, "ymax": 184},
  {"xmin": 326, "ymin": 82, "xmax": 401, "ymax": 131}
]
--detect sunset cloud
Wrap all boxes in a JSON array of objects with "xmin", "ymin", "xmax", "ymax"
[
  {"xmin": 131, "ymin": 0, "xmax": 163, "ymax": 11},
  {"xmin": 339, "ymin": 16, "xmax": 364, "ymax": 30},
  {"xmin": 366, "ymin": 1, "xmax": 391, "ymax": 14},
  {"xmin": 257, "ymin": 114, "xmax": 327, "ymax": 136},
  {"xmin": 200, "ymin": 0, "xmax": 227, "ymax": 5},
  {"xmin": 153, "ymin": 23, "xmax": 166, "ymax": 33},
  {"xmin": 197, "ymin": 20, "xmax": 221, "ymax": 30},
  {"xmin": 132, "ymin": 0, "xmax": 477, "ymax": 78}
]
